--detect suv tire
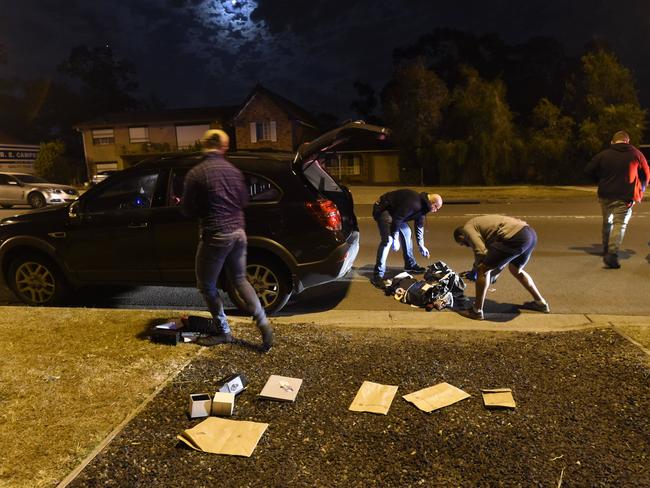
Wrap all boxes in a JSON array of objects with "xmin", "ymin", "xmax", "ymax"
[
  {"xmin": 227, "ymin": 255, "xmax": 291, "ymax": 315},
  {"xmin": 28, "ymin": 192, "xmax": 46, "ymax": 209},
  {"xmin": 8, "ymin": 253, "xmax": 69, "ymax": 306}
]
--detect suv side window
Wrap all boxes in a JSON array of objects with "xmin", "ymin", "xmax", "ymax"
[
  {"xmin": 84, "ymin": 172, "xmax": 159, "ymax": 213},
  {"xmin": 169, "ymin": 168, "xmax": 189, "ymax": 207},
  {"xmin": 246, "ymin": 173, "xmax": 281, "ymax": 202},
  {"xmin": 165, "ymin": 168, "xmax": 280, "ymax": 206},
  {"xmin": 0, "ymin": 174, "xmax": 9, "ymax": 185}
]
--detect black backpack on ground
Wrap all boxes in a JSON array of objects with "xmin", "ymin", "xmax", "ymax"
[{"xmin": 385, "ymin": 260, "xmax": 467, "ymax": 311}]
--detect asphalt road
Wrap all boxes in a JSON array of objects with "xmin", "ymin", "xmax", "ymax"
[{"xmin": 1, "ymin": 200, "xmax": 649, "ymax": 315}]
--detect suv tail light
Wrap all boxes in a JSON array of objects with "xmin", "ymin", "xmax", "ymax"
[{"xmin": 305, "ymin": 199, "xmax": 342, "ymax": 231}]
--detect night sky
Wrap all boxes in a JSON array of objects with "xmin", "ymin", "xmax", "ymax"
[{"xmin": 2, "ymin": 0, "xmax": 650, "ymax": 117}]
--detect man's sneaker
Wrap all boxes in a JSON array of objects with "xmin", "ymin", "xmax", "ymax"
[
  {"xmin": 258, "ymin": 323, "xmax": 273, "ymax": 352},
  {"xmin": 462, "ymin": 308, "xmax": 484, "ymax": 320},
  {"xmin": 603, "ymin": 253, "xmax": 620, "ymax": 269},
  {"xmin": 405, "ymin": 264, "xmax": 426, "ymax": 273},
  {"xmin": 370, "ymin": 276, "xmax": 390, "ymax": 289},
  {"xmin": 522, "ymin": 300, "xmax": 551, "ymax": 313},
  {"xmin": 196, "ymin": 332, "xmax": 232, "ymax": 346}
]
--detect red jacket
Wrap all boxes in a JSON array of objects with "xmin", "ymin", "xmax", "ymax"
[{"xmin": 586, "ymin": 143, "xmax": 650, "ymax": 202}]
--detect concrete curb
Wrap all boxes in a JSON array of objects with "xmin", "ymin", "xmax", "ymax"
[{"xmin": 259, "ymin": 310, "xmax": 650, "ymax": 333}]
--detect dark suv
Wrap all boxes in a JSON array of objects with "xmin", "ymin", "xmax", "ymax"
[{"xmin": 0, "ymin": 122, "xmax": 388, "ymax": 313}]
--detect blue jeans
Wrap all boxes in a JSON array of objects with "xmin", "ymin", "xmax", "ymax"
[
  {"xmin": 373, "ymin": 209, "xmax": 417, "ymax": 278},
  {"xmin": 195, "ymin": 228, "xmax": 267, "ymax": 334},
  {"xmin": 600, "ymin": 199, "xmax": 633, "ymax": 254}
]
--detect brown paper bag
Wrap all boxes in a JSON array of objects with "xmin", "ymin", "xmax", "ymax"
[
  {"xmin": 481, "ymin": 388, "xmax": 516, "ymax": 409},
  {"xmin": 349, "ymin": 381, "xmax": 399, "ymax": 415},
  {"xmin": 258, "ymin": 375, "xmax": 303, "ymax": 402},
  {"xmin": 177, "ymin": 417, "xmax": 268, "ymax": 456},
  {"xmin": 403, "ymin": 382, "xmax": 470, "ymax": 412}
]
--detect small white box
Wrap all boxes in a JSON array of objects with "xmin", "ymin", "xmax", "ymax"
[
  {"xmin": 188, "ymin": 393, "xmax": 212, "ymax": 418},
  {"xmin": 211, "ymin": 392, "xmax": 235, "ymax": 416}
]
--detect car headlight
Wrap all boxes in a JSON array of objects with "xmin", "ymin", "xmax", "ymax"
[{"xmin": 50, "ymin": 189, "xmax": 62, "ymax": 194}]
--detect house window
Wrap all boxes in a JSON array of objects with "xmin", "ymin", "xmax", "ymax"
[
  {"xmin": 327, "ymin": 155, "xmax": 362, "ymax": 177},
  {"xmin": 129, "ymin": 127, "xmax": 149, "ymax": 143},
  {"xmin": 91, "ymin": 129, "xmax": 115, "ymax": 145},
  {"xmin": 249, "ymin": 121, "xmax": 277, "ymax": 143},
  {"xmin": 176, "ymin": 124, "xmax": 209, "ymax": 149}
]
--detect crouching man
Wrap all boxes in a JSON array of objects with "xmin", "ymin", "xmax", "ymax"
[{"xmin": 453, "ymin": 214, "xmax": 550, "ymax": 320}]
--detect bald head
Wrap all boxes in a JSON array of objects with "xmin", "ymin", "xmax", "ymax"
[
  {"xmin": 428, "ymin": 193, "xmax": 443, "ymax": 213},
  {"xmin": 202, "ymin": 129, "xmax": 230, "ymax": 153},
  {"xmin": 611, "ymin": 130, "xmax": 630, "ymax": 144}
]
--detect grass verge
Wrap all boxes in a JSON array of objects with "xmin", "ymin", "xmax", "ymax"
[{"xmin": 0, "ymin": 307, "xmax": 199, "ymax": 488}]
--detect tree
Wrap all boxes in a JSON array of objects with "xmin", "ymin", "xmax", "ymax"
[
  {"xmin": 526, "ymin": 98, "xmax": 576, "ymax": 183},
  {"xmin": 434, "ymin": 67, "xmax": 521, "ymax": 185},
  {"xmin": 566, "ymin": 48, "xmax": 646, "ymax": 156},
  {"xmin": 58, "ymin": 45, "xmax": 143, "ymax": 117},
  {"xmin": 349, "ymin": 80, "xmax": 381, "ymax": 124},
  {"xmin": 34, "ymin": 141, "xmax": 73, "ymax": 183},
  {"xmin": 393, "ymin": 29, "xmax": 572, "ymax": 119},
  {"xmin": 381, "ymin": 59, "xmax": 449, "ymax": 183}
]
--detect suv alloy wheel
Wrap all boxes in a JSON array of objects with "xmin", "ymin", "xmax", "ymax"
[
  {"xmin": 227, "ymin": 256, "xmax": 291, "ymax": 314},
  {"xmin": 8, "ymin": 253, "xmax": 68, "ymax": 306}
]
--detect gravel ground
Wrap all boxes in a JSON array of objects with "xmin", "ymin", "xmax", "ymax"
[{"xmin": 68, "ymin": 325, "xmax": 649, "ymax": 487}]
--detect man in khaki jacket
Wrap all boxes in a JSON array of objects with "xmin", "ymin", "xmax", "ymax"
[{"xmin": 453, "ymin": 214, "xmax": 549, "ymax": 320}]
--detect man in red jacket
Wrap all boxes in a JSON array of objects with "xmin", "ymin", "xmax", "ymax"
[{"xmin": 585, "ymin": 130, "xmax": 649, "ymax": 269}]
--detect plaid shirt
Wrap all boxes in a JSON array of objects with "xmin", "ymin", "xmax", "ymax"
[{"xmin": 182, "ymin": 152, "xmax": 249, "ymax": 235}]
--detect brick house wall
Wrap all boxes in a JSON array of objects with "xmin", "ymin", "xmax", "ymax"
[
  {"xmin": 234, "ymin": 91, "xmax": 320, "ymax": 152},
  {"xmin": 234, "ymin": 94, "xmax": 292, "ymax": 151}
]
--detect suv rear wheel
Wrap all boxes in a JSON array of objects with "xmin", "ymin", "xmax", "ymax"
[
  {"xmin": 227, "ymin": 256, "xmax": 291, "ymax": 315},
  {"xmin": 8, "ymin": 253, "xmax": 69, "ymax": 306}
]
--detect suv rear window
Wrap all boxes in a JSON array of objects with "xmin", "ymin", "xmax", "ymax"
[{"xmin": 301, "ymin": 159, "xmax": 345, "ymax": 195}]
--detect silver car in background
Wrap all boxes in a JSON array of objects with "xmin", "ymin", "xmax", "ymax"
[{"xmin": 0, "ymin": 172, "xmax": 79, "ymax": 209}]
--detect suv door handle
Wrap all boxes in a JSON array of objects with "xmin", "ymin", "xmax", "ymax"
[{"xmin": 128, "ymin": 222, "xmax": 148, "ymax": 229}]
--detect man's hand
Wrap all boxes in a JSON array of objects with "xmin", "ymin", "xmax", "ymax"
[
  {"xmin": 391, "ymin": 235, "xmax": 401, "ymax": 252},
  {"xmin": 418, "ymin": 244, "xmax": 430, "ymax": 258}
]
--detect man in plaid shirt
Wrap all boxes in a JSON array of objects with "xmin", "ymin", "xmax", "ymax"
[{"xmin": 182, "ymin": 129, "xmax": 273, "ymax": 351}]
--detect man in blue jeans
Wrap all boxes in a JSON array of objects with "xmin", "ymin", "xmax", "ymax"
[
  {"xmin": 371, "ymin": 189, "xmax": 443, "ymax": 288},
  {"xmin": 585, "ymin": 130, "xmax": 649, "ymax": 269},
  {"xmin": 182, "ymin": 129, "xmax": 273, "ymax": 351}
]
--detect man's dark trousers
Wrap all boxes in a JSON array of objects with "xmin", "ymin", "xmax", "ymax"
[{"xmin": 195, "ymin": 228, "xmax": 266, "ymax": 334}]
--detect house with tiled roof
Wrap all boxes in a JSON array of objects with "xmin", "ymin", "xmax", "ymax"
[
  {"xmin": 232, "ymin": 84, "xmax": 322, "ymax": 152},
  {"xmin": 75, "ymin": 106, "xmax": 238, "ymax": 175},
  {"xmin": 75, "ymin": 85, "xmax": 400, "ymax": 183}
]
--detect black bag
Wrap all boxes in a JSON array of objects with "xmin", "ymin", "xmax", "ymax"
[{"xmin": 385, "ymin": 260, "xmax": 467, "ymax": 311}]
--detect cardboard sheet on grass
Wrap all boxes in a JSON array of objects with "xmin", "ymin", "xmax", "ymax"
[
  {"xmin": 178, "ymin": 417, "xmax": 268, "ymax": 456},
  {"xmin": 259, "ymin": 375, "xmax": 303, "ymax": 402},
  {"xmin": 349, "ymin": 381, "xmax": 399, "ymax": 415},
  {"xmin": 403, "ymin": 382, "xmax": 470, "ymax": 413},
  {"xmin": 481, "ymin": 388, "xmax": 516, "ymax": 409}
]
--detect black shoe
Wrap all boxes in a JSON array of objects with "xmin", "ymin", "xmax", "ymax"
[
  {"xmin": 405, "ymin": 264, "xmax": 426, "ymax": 273},
  {"xmin": 461, "ymin": 308, "xmax": 484, "ymax": 320},
  {"xmin": 196, "ymin": 332, "xmax": 232, "ymax": 346},
  {"xmin": 603, "ymin": 253, "xmax": 620, "ymax": 269},
  {"xmin": 258, "ymin": 323, "xmax": 273, "ymax": 352},
  {"xmin": 522, "ymin": 300, "xmax": 551, "ymax": 313},
  {"xmin": 370, "ymin": 276, "xmax": 389, "ymax": 289}
]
